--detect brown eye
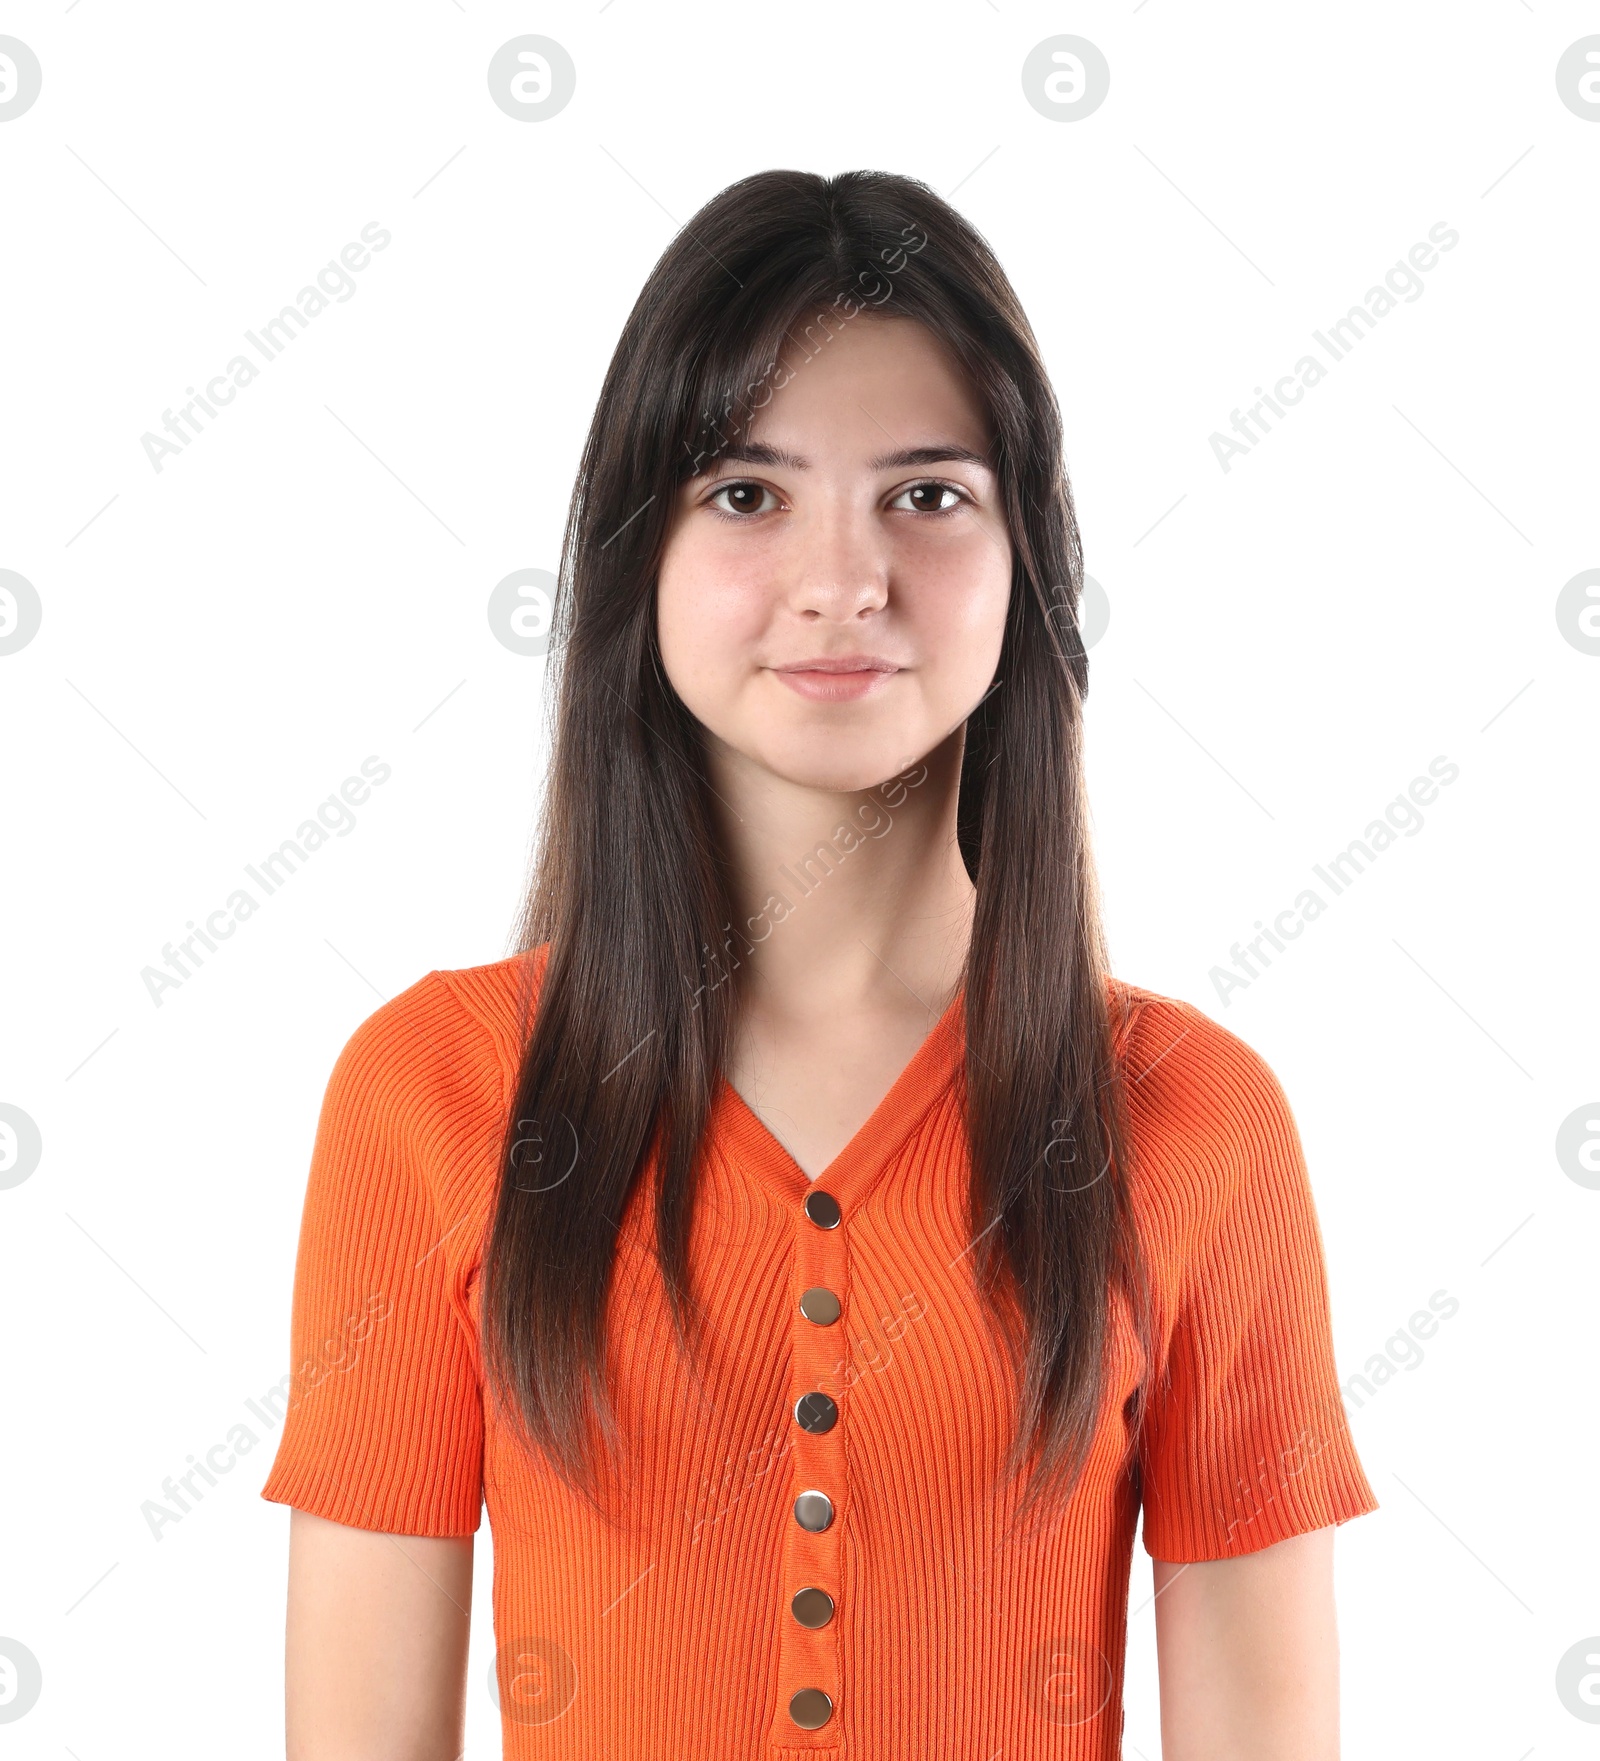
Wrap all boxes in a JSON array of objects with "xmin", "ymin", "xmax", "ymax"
[
  {"xmin": 892, "ymin": 481, "xmax": 966, "ymax": 515},
  {"xmin": 708, "ymin": 481, "xmax": 775, "ymax": 517}
]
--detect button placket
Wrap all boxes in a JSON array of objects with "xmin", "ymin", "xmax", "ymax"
[
  {"xmin": 774, "ymin": 1182, "xmax": 848, "ymax": 1745},
  {"xmin": 715, "ymin": 992, "xmax": 964, "ymax": 1753}
]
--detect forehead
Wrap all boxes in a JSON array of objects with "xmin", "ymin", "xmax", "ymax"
[{"xmin": 693, "ymin": 315, "xmax": 993, "ymax": 475}]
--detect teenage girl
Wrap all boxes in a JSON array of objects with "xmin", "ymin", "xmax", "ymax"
[{"xmin": 263, "ymin": 168, "xmax": 1376, "ymax": 1760}]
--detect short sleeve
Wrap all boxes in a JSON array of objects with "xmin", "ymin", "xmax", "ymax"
[
  {"xmin": 258, "ymin": 972, "xmax": 487, "ymax": 1535},
  {"xmin": 1134, "ymin": 1003, "xmax": 1379, "ymax": 1562}
]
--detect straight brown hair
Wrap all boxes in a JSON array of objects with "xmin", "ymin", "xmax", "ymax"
[{"xmin": 481, "ymin": 167, "xmax": 1153, "ymax": 1540}]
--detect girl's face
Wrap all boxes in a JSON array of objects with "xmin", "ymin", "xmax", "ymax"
[{"xmin": 655, "ymin": 314, "xmax": 1013, "ymax": 794}]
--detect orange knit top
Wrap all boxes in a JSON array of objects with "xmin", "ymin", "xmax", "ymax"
[{"xmin": 260, "ymin": 948, "xmax": 1377, "ymax": 1757}]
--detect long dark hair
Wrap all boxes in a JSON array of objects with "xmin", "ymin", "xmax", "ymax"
[{"xmin": 481, "ymin": 167, "xmax": 1153, "ymax": 1538}]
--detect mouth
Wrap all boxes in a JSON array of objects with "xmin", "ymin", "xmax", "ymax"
[{"xmin": 771, "ymin": 657, "xmax": 901, "ymax": 703}]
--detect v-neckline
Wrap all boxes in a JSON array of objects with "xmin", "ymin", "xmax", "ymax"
[{"xmin": 712, "ymin": 987, "xmax": 967, "ymax": 1215}]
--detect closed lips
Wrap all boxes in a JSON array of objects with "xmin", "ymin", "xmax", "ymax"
[{"xmin": 770, "ymin": 658, "xmax": 901, "ymax": 701}]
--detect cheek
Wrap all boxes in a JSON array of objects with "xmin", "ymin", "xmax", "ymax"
[
  {"xmin": 908, "ymin": 550, "xmax": 1011, "ymax": 675},
  {"xmin": 656, "ymin": 536, "xmax": 769, "ymax": 709}
]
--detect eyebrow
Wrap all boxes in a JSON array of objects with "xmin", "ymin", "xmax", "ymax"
[{"xmin": 691, "ymin": 440, "xmax": 995, "ymax": 476}]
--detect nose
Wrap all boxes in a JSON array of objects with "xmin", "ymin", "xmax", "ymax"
[{"xmin": 784, "ymin": 503, "xmax": 889, "ymax": 622}]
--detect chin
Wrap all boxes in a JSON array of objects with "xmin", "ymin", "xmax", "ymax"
[{"xmin": 756, "ymin": 735, "xmax": 927, "ymax": 796}]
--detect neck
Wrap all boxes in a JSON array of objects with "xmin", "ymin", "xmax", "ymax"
[{"xmin": 704, "ymin": 723, "xmax": 975, "ymax": 1020}]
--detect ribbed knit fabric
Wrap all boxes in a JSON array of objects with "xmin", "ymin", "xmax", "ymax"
[{"xmin": 260, "ymin": 949, "xmax": 1377, "ymax": 1757}]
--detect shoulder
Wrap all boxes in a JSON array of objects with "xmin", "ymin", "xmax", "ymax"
[
  {"xmin": 307, "ymin": 952, "xmax": 547, "ymax": 1255},
  {"xmin": 324, "ymin": 949, "xmax": 546, "ymax": 1154},
  {"xmin": 1110, "ymin": 982, "xmax": 1292, "ymax": 1134},
  {"xmin": 1106, "ymin": 979, "xmax": 1305, "ymax": 1227}
]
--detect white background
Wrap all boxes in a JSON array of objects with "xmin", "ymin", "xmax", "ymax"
[{"xmin": 2, "ymin": 2, "xmax": 1596, "ymax": 1755}]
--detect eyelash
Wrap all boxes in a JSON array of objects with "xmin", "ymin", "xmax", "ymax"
[{"xmin": 701, "ymin": 478, "xmax": 973, "ymax": 522}]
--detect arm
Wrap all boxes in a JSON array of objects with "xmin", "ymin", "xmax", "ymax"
[
  {"xmin": 285, "ymin": 1507, "xmax": 474, "ymax": 1761},
  {"xmin": 1151, "ymin": 1525, "xmax": 1339, "ymax": 1761}
]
